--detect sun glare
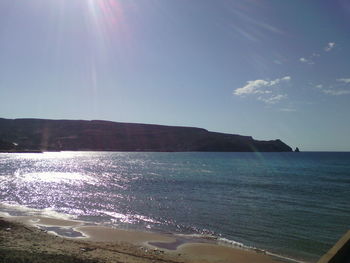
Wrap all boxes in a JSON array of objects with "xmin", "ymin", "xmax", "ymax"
[
  {"xmin": 21, "ymin": 172, "xmax": 95, "ymax": 184},
  {"xmin": 87, "ymin": 0, "xmax": 126, "ymax": 32}
]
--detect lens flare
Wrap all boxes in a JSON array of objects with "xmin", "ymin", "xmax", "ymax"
[{"xmin": 87, "ymin": 0, "xmax": 127, "ymax": 36}]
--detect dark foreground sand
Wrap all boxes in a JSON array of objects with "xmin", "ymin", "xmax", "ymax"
[{"xmin": 0, "ymin": 215, "xmax": 285, "ymax": 263}]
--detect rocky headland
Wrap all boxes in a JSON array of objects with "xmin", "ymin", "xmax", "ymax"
[{"xmin": 0, "ymin": 118, "xmax": 292, "ymax": 152}]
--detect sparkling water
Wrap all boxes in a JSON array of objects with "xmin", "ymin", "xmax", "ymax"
[{"xmin": 0, "ymin": 152, "xmax": 349, "ymax": 262}]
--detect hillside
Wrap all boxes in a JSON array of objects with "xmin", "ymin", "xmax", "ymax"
[{"xmin": 0, "ymin": 118, "xmax": 292, "ymax": 152}]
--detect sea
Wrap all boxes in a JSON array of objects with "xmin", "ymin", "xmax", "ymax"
[{"xmin": 0, "ymin": 151, "xmax": 349, "ymax": 262}]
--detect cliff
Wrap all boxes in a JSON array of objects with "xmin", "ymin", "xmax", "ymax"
[{"xmin": 0, "ymin": 118, "xmax": 292, "ymax": 152}]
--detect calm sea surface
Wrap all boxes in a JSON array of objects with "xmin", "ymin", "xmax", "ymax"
[{"xmin": 0, "ymin": 152, "xmax": 349, "ymax": 262}]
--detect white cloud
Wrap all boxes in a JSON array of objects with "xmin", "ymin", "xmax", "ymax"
[
  {"xmin": 324, "ymin": 42, "xmax": 336, "ymax": 51},
  {"xmin": 299, "ymin": 53, "xmax": 320, "ymax": 64},
  {"xmin": 299, "ymin": 57, "xmax": 314, "ymax": 64},
  {"xmin": 234, "ymin": 77, "xmax": 291, "ymax": 105},
  {"xmin": 234, "ymin": 76, "xmax": 291, "ymax": 96},
  {"xmin": 258, "ymin": 94, "xmax": 287, "ymax": 104},
  {"xmin": 280, "ymin": 108, "xmax": 297, "ymax": 112},
  {"xmin": 299, "ymin": 43, "xmax": 334, "ymax": 65},
  {"xmin": 234, "ymin": 79, "xmax": 270, "ymax": 95},
  {"xmin": 229, "ymin": 10, "xmax": 285, "ymax": 43},
  {"xmin": 337, "ymin": 78, "xmax": 350, "ymax": 84},
  {"xmin": 323, "ymin": 89, "xmax": 350, "ymax": 96},
  {"xmin": 270, "ymin": 76, "xmax": 291, "ymax": 86},
  {"xmin": 315, "ymin": 79, "xmax": 350, "ymax": 96},
  {"xmin": 273, "ymin": 60, "xmax": 282, "ymax": 65}
]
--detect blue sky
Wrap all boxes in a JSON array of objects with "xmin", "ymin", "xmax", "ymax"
[{"xmin": 0, "ymin": 0, "xmax": 350, "ymax": 151}]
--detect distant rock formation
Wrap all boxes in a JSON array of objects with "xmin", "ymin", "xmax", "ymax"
[
  {"xmin": 0, "ymin": 118, "xmax": 293, "ymax": 152},
  {"xmin": 295, "ymin": 147, "xmax": 300, "ymax": 152}
]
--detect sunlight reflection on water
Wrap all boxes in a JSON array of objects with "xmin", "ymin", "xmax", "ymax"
[
  {"xmin": 20, "ymin": 172, "xmax": 94, "ymax": 184},
  {"xmin": 1, "ymin": 151, "xmax": 349, "ymax": 262}
]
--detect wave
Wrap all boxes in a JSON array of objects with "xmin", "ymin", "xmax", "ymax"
[
  {"xmin": 266, "ymin": 251, "xmax": 307, "ymax": 263},
  {"xmin": 0, "ymin": 201, "xmax": 76, "ymax": 220},
  {"xmin": 0, "ymin": 201, "xmax": 307, "ymax": 263},
  {"xmin": 174, "ymin": 233, "xmax": 306, "ymax": 263}
]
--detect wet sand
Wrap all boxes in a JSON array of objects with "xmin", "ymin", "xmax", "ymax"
[{"xmin": 0, "ymin": 215, "xmax": 285, "ymax": 263}]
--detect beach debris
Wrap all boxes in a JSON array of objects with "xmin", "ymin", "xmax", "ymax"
[
  {"xmin": 23, "ymin": 226, "xmax": 34, "ymax": 232},
  {"xmin": 254, "ymin": 248, "xmax": 267, "ymax": 254},
  {"xmin": 151, "ymin": 248, "xmax": 165, "ymax": 255},
  {"xmin": 80, "ymin": 247, "xmax": 95, "ymax": 252},
  {"xmin": 5, "ymin": 227, "xmax": 11, "ymax": 231}
]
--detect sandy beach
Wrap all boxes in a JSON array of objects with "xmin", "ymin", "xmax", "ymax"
[{"xmin": 0, "ymin": 215, "xmax": 285, "ymax": 263}]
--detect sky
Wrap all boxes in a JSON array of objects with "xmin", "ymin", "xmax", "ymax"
[{"xmin": 0, "ymin": 0, "xmax": 350, "ymax": 151}]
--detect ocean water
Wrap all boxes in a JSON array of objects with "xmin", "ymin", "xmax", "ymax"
[{"xmin": 0, "ymin": 152, "xmax": 349, "ymax": 262}]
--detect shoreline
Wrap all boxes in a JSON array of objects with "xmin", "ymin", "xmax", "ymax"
[{"xmin": 0, "ymin": 214, "xmax": 288, "ymax": 263}]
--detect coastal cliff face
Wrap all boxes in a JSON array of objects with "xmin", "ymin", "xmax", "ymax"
[{"xmin": 0, "ymin": 118, "xmax": 292, "ymax": 152}]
